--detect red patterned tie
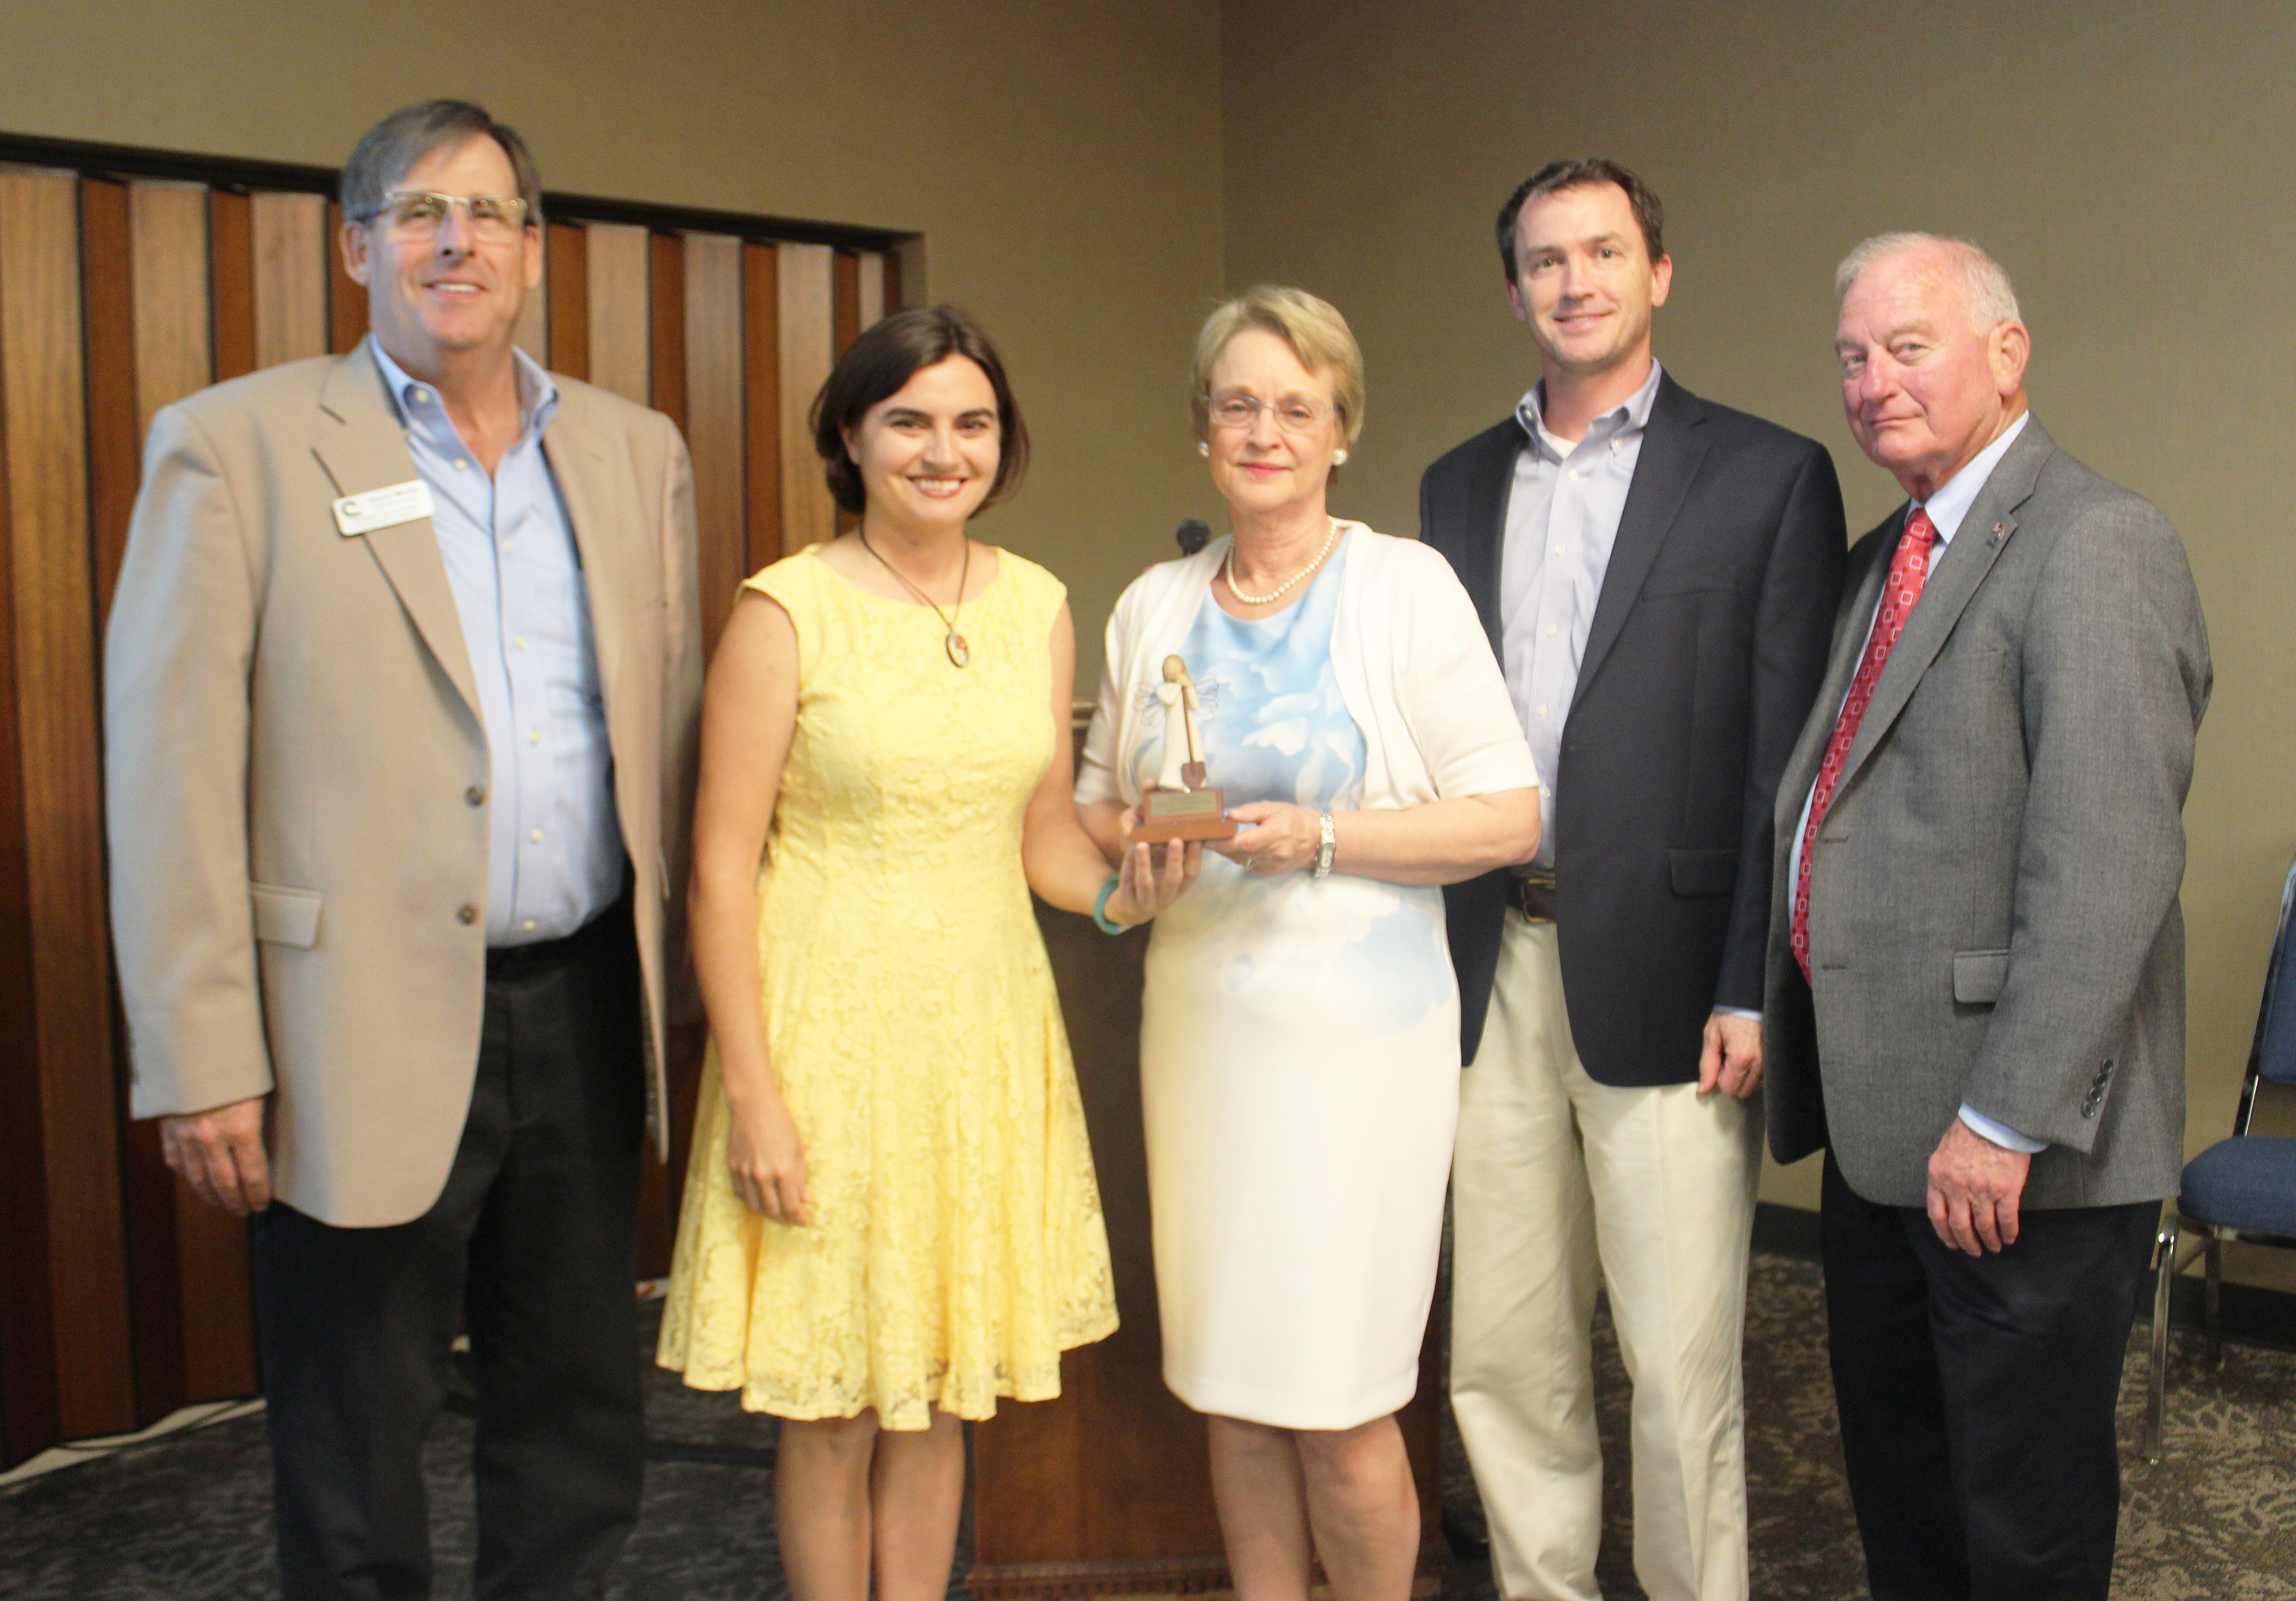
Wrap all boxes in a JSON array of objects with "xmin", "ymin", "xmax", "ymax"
[{"xmin": 1791, "ymin": 508, "xmax": 1938, "ymax": 981}]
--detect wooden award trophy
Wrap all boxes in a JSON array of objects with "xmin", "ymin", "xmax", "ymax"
[{"xmin": 1131, "ymin": 655, "xmax": 1237, "ymax": 844}]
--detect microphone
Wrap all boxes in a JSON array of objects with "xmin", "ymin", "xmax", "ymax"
[{"xmin": 1176, "ymin": 518, "xmax": 1211, "ymax": 556}]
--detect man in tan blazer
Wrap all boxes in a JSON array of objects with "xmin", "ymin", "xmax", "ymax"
[{"xmin": 105, "ymin": 100, "xmax": 701, "ymax": 1598}]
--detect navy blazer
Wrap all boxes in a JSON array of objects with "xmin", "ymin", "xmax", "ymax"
[{"xmin": 1419, "ymin": 372, "xmax": 1845, "ymax": 1086}]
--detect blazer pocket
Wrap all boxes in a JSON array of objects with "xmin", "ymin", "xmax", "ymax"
[
  {"xmin": 1952, "ymin": 949, "xmax": 2012, "ymax": 1005},
  {"xmin": 1668, "ymin": 847, "xmax": 1740, "ymax": 897},
  {"xmin": 251, "ymin": 883, "xmax": 324, "ymax": 949}
]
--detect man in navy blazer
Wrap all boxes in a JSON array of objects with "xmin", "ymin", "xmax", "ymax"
[{"xmin": 1420, "ymin": 158, "xmax": 1844, "ymax": 1601}]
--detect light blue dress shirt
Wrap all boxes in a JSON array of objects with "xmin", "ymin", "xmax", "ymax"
[
  {"xmin": 1790, "ymin": 412, "xmax": 2039, "ymax": 1151},
  {"xmin": 1501, "ymin": 361, "xmax": 1758, "ymax": 1026},
  {"xmin": 369, "ymin": 339, "xmax": 623, "ymax": 947},
  {"xmin": 1499, "ymin": 359, "xmax": 1665, "ymax": 870}
]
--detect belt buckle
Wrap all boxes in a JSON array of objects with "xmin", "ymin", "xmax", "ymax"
[{"xmin": 1514, "ymin": 871, "xmax": 1557, "ymax": 924}]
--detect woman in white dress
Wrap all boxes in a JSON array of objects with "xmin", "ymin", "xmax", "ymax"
[{"xmin": 1076, "ymin": 288, "xmax": 1540, "ymax": 1601}]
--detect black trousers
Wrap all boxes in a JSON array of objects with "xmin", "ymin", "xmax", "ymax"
[
  {"xmin": 1820, "ymin": 1151, "xmax": 2156, "ymax": 1601},
  {"xmin": 252, "ymin": 900, "xmax": 647, "ymax": 1601}
]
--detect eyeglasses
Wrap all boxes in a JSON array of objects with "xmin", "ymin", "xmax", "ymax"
[
  {"xmin": 359, "ymin": 192, "xmax": 532, "ymax": 243},
  {"xmin": 1209, "ymin": 393, "xmax": 1332, "ymax": 433}
]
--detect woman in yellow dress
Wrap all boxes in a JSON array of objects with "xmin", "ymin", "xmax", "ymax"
[{"xmin": 660, "ymin": 306, "xmax": 1196, "ymax": 1601}]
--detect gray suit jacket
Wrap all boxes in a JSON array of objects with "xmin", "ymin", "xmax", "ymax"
[{"xmin": 1762, "ymin": 417, "xmax": 2210, "ymax": 1209}]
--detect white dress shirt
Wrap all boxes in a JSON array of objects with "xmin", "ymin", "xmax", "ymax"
[{"xmin": 1791, "ymin": 412, "xmax": 2041, "ymax": 1151}]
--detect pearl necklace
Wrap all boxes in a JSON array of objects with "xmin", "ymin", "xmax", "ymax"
[{"xmin": 1225, "ymin": 518, "xmax": 1341, "ymax": 606}]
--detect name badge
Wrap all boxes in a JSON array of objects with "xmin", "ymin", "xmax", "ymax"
[{"xmin": 332, "ymin": 479, "xmax": 435, "ymax": 537}]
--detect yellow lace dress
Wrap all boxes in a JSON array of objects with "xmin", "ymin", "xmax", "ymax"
[{"xmin": 657, "ymin": 545, "xmax": 1117, "ymax": 1430}]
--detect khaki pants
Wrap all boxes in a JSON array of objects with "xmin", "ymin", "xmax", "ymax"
[{"xmin": 1450, "ymin": 915, "xmax": 1760, "ymax": 1601}]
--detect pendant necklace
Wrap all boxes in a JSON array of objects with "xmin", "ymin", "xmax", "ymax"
[
  {"xmin": 1226, "ymin": 517, "xmax": 1341, "ymax": 606},
  {"xmin": 859, "ymin": 531, "xmax": 972, "ymax": 667}
]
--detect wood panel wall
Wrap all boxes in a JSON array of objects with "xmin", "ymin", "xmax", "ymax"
[
  {"xmin": 0, "ymin": 147, "xmax": 908, "ymax": 1468},
  {"xmin": 0, "ymin": 165, "xmax": 132, "ymax": 1447}
]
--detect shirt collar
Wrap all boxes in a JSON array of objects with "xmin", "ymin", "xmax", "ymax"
[
  {"xmin": 1916, "ymin": 410, "xmax": 2029, "ymax": 546},
  {"xmin": 367, "ymin": 334, "xmax": 560, "ymax": 441},
  {"xmin": 1514, "ymin": 358, "xmax": 1664, "ymax": 461}
]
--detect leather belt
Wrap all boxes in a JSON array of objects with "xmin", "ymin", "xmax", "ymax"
[{"xmin": 1512, "ymin": 870, "xmax": 1557, "ymax": 924}]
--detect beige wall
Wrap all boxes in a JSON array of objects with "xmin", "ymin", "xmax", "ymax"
[
  {"xmin": 12, "ymin": 2, "xmax": 2291, "ymax": 1278},
  {"xmin": 0, "ymin": 0, "xmax": 1227, "ymax": 686},
  {"xmin": 1221, "ymin": 2, "xmax": 2296, "ymax": 1284}
]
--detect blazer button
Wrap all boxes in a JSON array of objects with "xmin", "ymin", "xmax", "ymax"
[
  {"xmin": 465, "ymin": 785, "xmax": 486, "ymax": 807},
  {"xmin": 457, "ymin": 904, "xmax": 479, "ymax": 925}
]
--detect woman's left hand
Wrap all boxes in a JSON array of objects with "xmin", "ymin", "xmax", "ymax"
[
  {"xmin": 1211, "ymin": 802, "xmax": 1323, "ymax": 876},
  {"xmin": 1104, "ymin": 826, "xmax": 1204, "ymax": 927}
]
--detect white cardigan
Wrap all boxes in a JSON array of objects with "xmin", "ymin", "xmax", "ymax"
[{"xmin": 1076, "ymin": 524, "xmax": 1538, "ymax": 812}]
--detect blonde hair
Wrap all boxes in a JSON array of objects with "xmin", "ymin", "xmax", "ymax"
[{"xmin": 1189, "ymin": 285, "xmax": 1366, "ymax": 449}]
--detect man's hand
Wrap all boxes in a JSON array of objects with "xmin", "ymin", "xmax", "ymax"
[
  {"xmin": 1697, "ymin": 1011, "xmax": 1763, "ymax": 1099},
  {"xmin": 1926, "ymin": 1117, "xmax": 2032, "ymax": 1256},
  {"xmin": 160, "ymin": 1096, "xmax": 273, "ymax": 1216}
]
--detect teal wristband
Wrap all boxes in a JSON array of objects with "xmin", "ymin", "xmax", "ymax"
[{"xmin": 1093, "ymin": 873, "xmax": 1126, "ymax": 934}]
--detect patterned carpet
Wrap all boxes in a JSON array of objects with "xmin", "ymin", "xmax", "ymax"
[
  {"xmin": 1438, "ymin": 1254, "xmax": 2296, "ymax": 1601},
  {"xmin": 5, "ymin": 1254, "xmax": 2291, "ymax": 1599}
]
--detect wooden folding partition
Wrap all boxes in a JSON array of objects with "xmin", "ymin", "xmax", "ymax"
[
  {"xmin": 0, "ymin": 134, "xmax": 909, "ymax": 1468},
  {"xmin": 0, "ymin": 164, "xmax": 126, "ymax": 1456}
]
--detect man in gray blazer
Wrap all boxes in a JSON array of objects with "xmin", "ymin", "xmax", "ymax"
[{"xmin": 1764, "ymin": 233, "xmax": 2209, "ymax": 1599}]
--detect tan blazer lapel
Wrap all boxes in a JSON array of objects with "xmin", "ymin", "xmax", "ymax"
[
  {"xmin": 540, "ymin": 394, "xmax": 630, "ymax": 717},
  {"xmin": 1832, "ymin": 419, "xmax": 2052, "ymax": 801},
  {"xmin": 312, "ymin": 346, "xmax": 483, "ymax": 724}
]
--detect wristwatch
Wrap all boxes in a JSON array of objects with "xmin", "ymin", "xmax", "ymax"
[{"xmin": 1313, "ymin": 810, "xmax": 1336, "ymax": 878}]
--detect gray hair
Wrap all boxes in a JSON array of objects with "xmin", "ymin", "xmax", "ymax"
[
  {"xmin": 1835, "ymin": 232, "xmax": 2021, "ymax": 333},
  {"xmin": 342, "ymin": 100, "xmax": 543, "ymax": 226}
]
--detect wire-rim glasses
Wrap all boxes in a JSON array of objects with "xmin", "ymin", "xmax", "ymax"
[
  {"xmin": 358, "ymin": 192, "xmax": 533, "ymax": 243},
  {"xmin": 1209, "ymin": 393, "xmax": 1332, "ymax": 434}
]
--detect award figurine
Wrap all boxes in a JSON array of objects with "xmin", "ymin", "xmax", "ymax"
[{"xmin": 1133, "ymin": 655, "xmax": 1237, "ymax": 844}]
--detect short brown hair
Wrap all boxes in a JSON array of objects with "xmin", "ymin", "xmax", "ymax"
[
  {"xmin": 810, "ymin": 306, "xmax": 1029, "ymax": 517},
  {"xmin": 1496, "ymin": 158, "xmax": 1664, "ymax": 279},
  {"xmin": 1189, "ymin": 286, "xmax": 1366, "ymax": 450},
  {"xmin": 343, "ymin": 100, "xmax": 544, "ymax": 225}
]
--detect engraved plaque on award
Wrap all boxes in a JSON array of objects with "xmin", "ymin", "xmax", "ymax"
[{"xmin": 1131, "ymin": 655, "xmax": 1237, "ymax": 844}]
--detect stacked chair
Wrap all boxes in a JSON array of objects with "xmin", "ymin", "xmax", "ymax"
[{"xmin": 2145, "ymin": 853, "xmax": 2296, "ymax": 1460}]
